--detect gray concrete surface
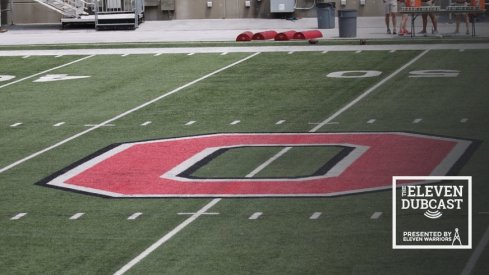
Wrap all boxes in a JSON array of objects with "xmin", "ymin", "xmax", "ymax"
[{"xmin": 0, "ymin": 17, "xmax": 488, "ymax": 45}]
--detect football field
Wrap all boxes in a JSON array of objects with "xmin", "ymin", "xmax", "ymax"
[{"xmin": 1, "ymin": 46, "xmax": 489, "ymax": 274}]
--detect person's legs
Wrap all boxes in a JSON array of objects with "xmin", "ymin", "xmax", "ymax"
[
  {"xmin": 420, "ymin": 14, "xmax": 428, "ymax": 33},
  {"xmin": 385, "ymin": 3, "xmax": 392, "ymax": 34},
  {"xmin": 464, "ymin": 14, "xmax": 469, "ymax": 34},
  {"xmin": 429, "ymin": 13, "xmax": 438, "ymax": 33},
  {"xmin": 455, "ymin": 14, "xmax": 461, "ymax": 33},
  {"xmin": 391, "ymin": 12, "xmax": 397, "ymax": 34}
]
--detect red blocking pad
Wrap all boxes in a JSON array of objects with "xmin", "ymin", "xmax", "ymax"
[
  {"xmin": 236, "ymin": 31, "xmax": 253, "ymax": 42},
  {"xmin": 252, "ymin": 31, "xmax": 278, "ymax": 40},
  {"xmin": 274, "ymin": 31, "xmax": 297, "ymax": 41},
  {"xmin": 293, "ymin": 30, "xmax": 323, "ymax": 40}
]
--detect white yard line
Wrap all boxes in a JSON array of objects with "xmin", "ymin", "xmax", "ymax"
[
  {"xmin": 69, "ymin": 212, "xmax": 85, "ymax": 220},
  {"xmin": 370, "ymin": 212, "xmax": 383, "ymax": 219},
  {"xmin": 245, "ymin": 147, "xmax": 291, "ymax": 178},
  {"xmin": 249, "ymin": 212, "xmax": 263, "ymax": 220},
  {"xmin": 0, "ymin": 52, "xmax": 260, "ymax": 174},
  {"xmin": 128, "ymin": 212, "xmax": 143, "ymax": 220},
  {"xmin": 113, "ymin": 198, "xmax": 221, "ymax": 275},
  {"xmin": 10, "ymin": 213, "xmax": 27, "ymax": 220},
  {"xmin": 461, "ymin": 224, "xmax": 489, "ymax": 275},
  {"xmin": 0, "ymin": 55, "xmax": 94, "ymax": 91},
  {"xmin": 310, "ymin": 212, "xmax": 322, "ymax": 220}
]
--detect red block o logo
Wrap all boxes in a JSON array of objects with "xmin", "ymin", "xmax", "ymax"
[{"xmin": 40, "ymin": 133, "xmax": 474, "ymax": 197}]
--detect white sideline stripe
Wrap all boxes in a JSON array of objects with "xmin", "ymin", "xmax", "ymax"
[
  {"xmin": 128, "ymin": 212, "xmax": 143, "ymax": 220},
  {"xmin": 53, "ymin": 122, "xmax": 65, "ymax": 127},
  {"xmin": 413, "ymin": 118, "xmax": 422, "ymax": 124},
  {"xmin": 245, "ymin": 147, "xmax": 291, "ymax": 178},
  {"xmin": 10, "ymin": 213, "xmax": 27, "ymax": 220},
  {"xmin": 114, "ymin": 50, "xmax": 430, "ymax": 274},
  {"xmin": 370, "ymin": 212, "xmax": 383, "ymax": 219},
  {"xmin": 461, "ymin": 118, "xmax": 468, "ymax": 123},
  {"xmin": 461, "ymin": 224, "xmax": 489, "ymax": 275},
  {"xmin": 113, "ymin": 198, "xmax": 221, "ymax": 275},
  {"xmin": 10, "ymin": 122, "xmax": 22, "ymax": 127},
  {"xmin": 69, "ymin": 212, "xmax": 84, "ymax": 220},
  {"xmin": 0, "ymin": 55, "xmax": 94, "ymax": 91},
  {"xmin": 310, "ymin": 212, "xmax": 322, "ymax": 220},
  {"xmin": 367, "ymin": 119, "xmax": 376, "ymax": 124},
  {"xmin": 249, "ymin": 212, "xmax": 262, "ymax": 220},
  {"xmin": 309, "ymin": 49, "xmax": 429, "ymax": 132},
  {"xmin": 185, "ymin": 120, "xmax": 196, "ymax": 126},
  {"xmin": 230, "ymin": 120, "xmax": 240, "ymax": 125},
  {"xmin": 141, "ymin": 121, "xmax": 152, "ymax": 126},
  {"xmin": 275, "ymin": 120, "xmax": 286, "ymax": 125},
  {"xmin": 0, "ymin": 52, "xmax": 260, "ymax": 174}
]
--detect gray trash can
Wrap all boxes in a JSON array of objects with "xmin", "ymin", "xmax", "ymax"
[
  {"xmin": 317, "ymin": 2, "xmax": 335, "ymax": 29},
  {"xmin": 338, "ymin": 9, "xmax": 357, "ymax": 37}
]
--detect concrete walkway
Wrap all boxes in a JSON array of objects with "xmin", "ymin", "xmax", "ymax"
[{"xmin": 0, "ymin": 17, "xmax": 488, "ymax": 45}]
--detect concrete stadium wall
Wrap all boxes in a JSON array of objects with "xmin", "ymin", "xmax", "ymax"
[
  {"xmin": 145, "ymin": 0, "xmax": 386, "ymax": 20},
  {"xmin": 7, "ymin": 0, "xmax": 62, "ymax": 24},
  {"xmin": 7, "ymin": 0, "xmax": 386, "ymax": 24}
]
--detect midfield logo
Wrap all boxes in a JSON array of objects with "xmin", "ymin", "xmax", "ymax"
[{"xmin": 393, "ymin": 176, "xmax": 472, "ymax": 249}]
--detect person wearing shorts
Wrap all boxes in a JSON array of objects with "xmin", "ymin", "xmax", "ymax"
[
  {"xmin": 398, "ymin": 0, "xmax": 411, "ymax": 35},
  {"xmin": 452, "ymin": 0, "xmax": 470, "ymax": 34},
  {"xmin": 420, "ymin": 0, "xmax": 439, "ymax": 34},
  {"xmin": 384, "ymin": 0, "xmax": 398, "ymax": 34}
]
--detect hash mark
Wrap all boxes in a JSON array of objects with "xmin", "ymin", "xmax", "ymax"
[
  {"xmin": 310, "ymin": 212, "xmax": 322, "ymax": 220},
  {"xmin": 187, "ymin": 53, "xmax": 195, "ymax": 56},
  {"xmin": 459, "ymin": 49, "xmax": 465, "ymax": 52},
  {"xmin": 249, "ymin": 212, "xmax": 262, "ymax": 220},
  {"xmin": 22, "ymin": 55, "xmax": 30, "ymax": 59},
  {"xmin": 230, "ymin": 120, "xmax": 241, "ymax": 125},
  {"xmin": 53, "ymin": 122, "xmax": 65, "ymax": 127},
  {"xmin": 276, "ymin": 120, "xmax": 286, "ymax": 125},
  {"xmin": 460, "ymin": 118, "xmax": 468, "ymax": 123},
  {"xmin": 355, "ymin": 50, "xmax": 362, "ymax": 54},
  {"xmin": 370, "ymin": 212, "xmax": 382, "ymax": 219},
  {"xmin": 367, "ymin": 119, "xmax": 376, "ymax": 124},
  {"xmin": 154, "ymin": 53, "xmax": 163, "ymax": 56},
  {"xmin": 70, "ymin": 213, "xmax": 85, "ymax": 220},
  {"xmin": 322, "ymin": 50, "xmax": 328, "ymax": 54},
  {"xmin": 390, "ymin": 50, "xmax": 396, "ymax": 53},
  {"xmin": 220, "ymin": 52, "xmax": 228, "ymax": 55},
  {"xmin": 10, "ymin": 213, "xmax": 27, "ymax": 220},
  {"xmin": 128, "ymin": 212, "xmax": 142, "ymax": 220},
  {"xmin": 185, "ymin": 120, "xmax": 196, "ymax": 126},
  {"xmin": 122, "ymin": 54, "xmax": 130, "ymax": 57},
  {"xmin": 10, "ymin": 122, "xmax": 22, "ymax": 127},
  {"xmin": 288, "ymin": 51, "xmax": 294, "ymax": 55},
  {"xmin": 141, "ymin": 121, "xmax": 152, "ymax": 126},
  {"xmin": 413, "ymin": 118, "xmax": 422, "ymax": 124}
]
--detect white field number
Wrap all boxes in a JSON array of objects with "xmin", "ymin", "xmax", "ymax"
[
  {"xmin": 0, "ymin": 75, "xmax": 16, "ymax": 82},
  {"xmin": 409, "ymin": 70, "xmax": 460, "ymax": 78},
  {"xmin": 326, "ymin": 70, "xmax": 459, "ymax": 78}
]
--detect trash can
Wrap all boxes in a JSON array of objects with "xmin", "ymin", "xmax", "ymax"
[
  {"xmin": 338, "ymin": 9, "xmax": 357, "ymax": 37},
  {"xmin": 317, "ymin": 2, "xmax": 336, "ymax": 29}
]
